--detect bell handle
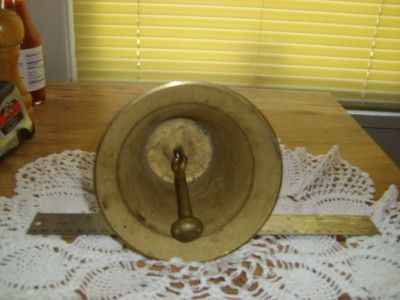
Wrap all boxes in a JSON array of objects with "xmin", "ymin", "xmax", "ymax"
[{"xmin": 171, "ymin": 148, "xmax": 203, "ymax": 242}]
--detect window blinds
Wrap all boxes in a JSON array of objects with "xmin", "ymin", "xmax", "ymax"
[{"xmin": 73, "ymin": 0, "xmax": 400, "ymax": 110}]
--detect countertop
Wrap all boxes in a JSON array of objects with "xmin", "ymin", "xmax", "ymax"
[{"xmin": 0, "ymin": 81, "xmax": 399, "ymax": 198}]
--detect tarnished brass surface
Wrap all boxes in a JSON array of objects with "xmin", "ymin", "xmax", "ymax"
[
  {"xmin": 95, "ymin": 81, "xmax": 282, "ymax": 261},
  {"xmin": 146, "ymin": 118, "xmax": 213, "ymax": 184}
]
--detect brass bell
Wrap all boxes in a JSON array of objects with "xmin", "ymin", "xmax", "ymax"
[{"xmin": 95, "ymin": 81, "xmax": 282, "ymax": 261}]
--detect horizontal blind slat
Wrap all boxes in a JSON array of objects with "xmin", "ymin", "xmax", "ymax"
[
  {"xmin": 73, "ymin": 0, "xmax": 400, "ymax": 110},
  {"xmin": 74, "ymin": 2, "xmax": 137, "ymax": 14},
  {"xmin": 74, "ymin": 14, "xmax": 137, "ymax": 26}
]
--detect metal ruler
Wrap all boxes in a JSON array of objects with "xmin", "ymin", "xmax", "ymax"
[
  {"xmin": 28, "ymin": 213, "xmax": 114, "ymax": 236},
  {"xmin": 259, "ymin": 214, "xmax": 378, "ymax": 235},
  {"xmin": 27, "ymin": 213, "xmax": 379, "ymax": 236}
]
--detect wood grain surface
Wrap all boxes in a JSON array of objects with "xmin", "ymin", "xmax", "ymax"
[{"xmin": 0, "ymin": 81, "xmax": 398, "ymax": 199}]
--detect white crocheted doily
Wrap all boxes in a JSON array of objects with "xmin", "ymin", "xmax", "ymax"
[{"xmin": 0, "ymin": 145, "xmax": 399, "ymax": 299}]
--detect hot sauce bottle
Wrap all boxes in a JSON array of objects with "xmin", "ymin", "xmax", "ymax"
[{"xmin": 4, "ymin": 0, "xmax": 46, "ymax": 105}]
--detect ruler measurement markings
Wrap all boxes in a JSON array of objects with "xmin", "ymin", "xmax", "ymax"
[{"xmin": 28, "ymin": 213, "xmax": 379, "ymax": 236}]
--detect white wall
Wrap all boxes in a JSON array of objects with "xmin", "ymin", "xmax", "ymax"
[{"xmin": 25, "ymin": 0, "xmax": 72, "ymax": 81}]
